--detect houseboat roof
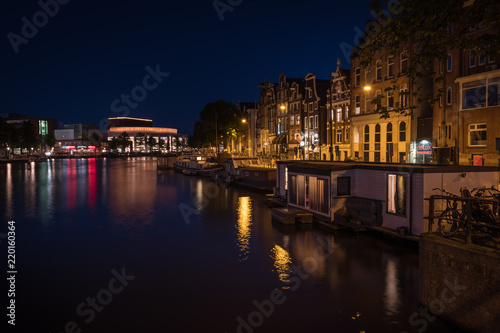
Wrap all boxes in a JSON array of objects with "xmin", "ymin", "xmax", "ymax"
[{"xmin": 281, "ymin": 161, "xmax": 499, "ymax": 175}]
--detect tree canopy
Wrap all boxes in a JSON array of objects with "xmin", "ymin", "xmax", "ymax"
[
  {"xmin": 190, "ymin": 99, "xmax": 246, "ymax": 148},
  {"xmin": 357, "ymin": 0, "xmax": 500, "ymax": 118}
]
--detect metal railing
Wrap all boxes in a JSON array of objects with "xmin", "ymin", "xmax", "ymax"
[{"xmin": 426, "ymin": 188, "xmax": 500, "ymax": 246}]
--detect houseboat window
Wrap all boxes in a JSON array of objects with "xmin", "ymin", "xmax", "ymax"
[
  {"xmin": 289, "ymin": 175, "xmax": 297, "ymax": 205},
  {"xmin": 388, "ymin": 174, "xmax": 406, "ymax": 216},
  {"xmin": 337, "ymin": 177, "xmax": 351, "ymax": 196},
  {"xmin": 309, "ymin": 177, "xmax": 328, "ymax": 214},
  {"xmin": 297, "ymin": 175, "xmax": 305, "ymax": 207}
]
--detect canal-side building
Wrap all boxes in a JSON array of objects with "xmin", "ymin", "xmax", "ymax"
[
  {"xmin": 326, "ymin": 59, "xmax": 351, "ymax": 161},
  {"xmin": 349, "ymin": 35, "xmax": 433, "ymax": 164},
  {"xmin": 432, "ymin": 22, "xmax": 500, "ymax": 166},
  {"xmin": 0, "ymin": 113, "xmax": 57, "ymax": 150},
  {"xmin": 257, "ymin": 80, "xmax": 277, "ymax": 157},
  {"xmin": 275, "ymin": 73, "xmax": 305, "ymax": 160},
  {"xmin": 303, "ymin": 73, "xmax": 329, "ymax": 160},
  {"xmin": 107, "ymin": 116, "xmax": 187, "ymax": 152}
]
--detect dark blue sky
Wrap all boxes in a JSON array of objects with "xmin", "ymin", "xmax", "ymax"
[{"xmin": 1, "ymin": 0, "xmax": 371, "ymax": 135}]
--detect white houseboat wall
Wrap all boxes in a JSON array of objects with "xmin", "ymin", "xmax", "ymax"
[{"xmin": 279, "ymin": 161, "xmax": 499, "ymax": 235}]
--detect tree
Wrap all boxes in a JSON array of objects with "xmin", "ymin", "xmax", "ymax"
[
  {"xmin": 88, "ymin": 132, "xmax": 102, "ymax": 148},
  {"xmin": 358, "ymin": 0, "xmax": 500, "ymax": 118},
  {"xmin": 109, "ymin": 137, "xmax": 118, "ymax": 151},
  {"xmin": 191, "ymin": 99, "xmax": 245, "ymax": 148},
  {"xmin": 20, "ymin": 121, "xmax": 40, "ymax": 150},
  {"xmin": 45, "ymin": 131, "xmax": 56, "ymax": 148},
  {"xmin": 117, "ymin": 132, "xmax": 131, "ymax": 150},
  {"xmin": 158, "ymin": 138, "xmax": 165, "ymax": 152}
]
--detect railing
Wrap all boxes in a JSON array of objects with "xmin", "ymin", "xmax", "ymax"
[{"xmin": 426, "ymin": 191, "xmax": 500, "ymax": 246}]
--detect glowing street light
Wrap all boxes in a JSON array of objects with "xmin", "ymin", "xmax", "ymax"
[{"xmin": 364, "ymin": 85, "xmax": 371, "ymax": 91}]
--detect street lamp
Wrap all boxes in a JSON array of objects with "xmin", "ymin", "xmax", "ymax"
[{"xmin": 364, "ymin": 85, "xmax": 371, "ymax": 91}]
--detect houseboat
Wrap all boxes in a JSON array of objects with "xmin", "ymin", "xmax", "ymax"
[
  {"xmin": 174, "ymin": 156, "xmax": 223, "ymax": 176},
  {"xmin": 223, "ymin": 157, "xmax": 277, "ymax": 191},
  {"xmin": 275, "ymin": 161, "xmax": 499, "ymax": 235}
]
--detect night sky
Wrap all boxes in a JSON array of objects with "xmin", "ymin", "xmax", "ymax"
[{"xmin": 1, "ymin": 0, "xmax": 371, "ymax": 135}]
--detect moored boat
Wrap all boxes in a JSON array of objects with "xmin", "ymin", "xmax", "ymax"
[{"xmin": 174, "ymin": 155, "xmax": 223, "ymax": 176}]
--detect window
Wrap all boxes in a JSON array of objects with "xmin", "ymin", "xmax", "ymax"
[
  {"xmin": 387, "ymin": 58, "xmax": 394, "ymax": 78},
  {"xmin": 386, "ymin": 123, "xmax": 393, "ymax": 142},
  {"xmin": 399, "ymin": 122, "xmax": 406, "ymax": 141},
  {"xmin": 353, "ymin": 126, "xmax": 359, "ymax": 143},
  {"xmin": 355, "ymin": 68, "xmax": 361, "ymax": 86},
  {"xmin": 446, "ymin": 87, "xmax": 452, "ymax": 105},
  {"xmin": 309, "ymin": 116, "xmax": 314, "ymax": 129},
  {"xmin": 388, "ymin": 174, "xmax": 407, "ymax": 216},
  {"xmin": 39, "ymin": 120, "xmax": 48, "ymax": 135},
  {"xmin": 479, "ymin": 48, "xmax": 485, "ymax": 65},
  {"xmin": 296, "ymin": 116, "xmax": 300, "ymax": 125},
  {"xmin": 365, "ymin": 92, "xmax": 371, "ymax": 113},
  {"xmin": 290, "ymin": 116, "xmax": 294, "ymax": 126},
  {"xmin": 469, "ymin": 49, "xmax": 476, "ymax": 67},
  {"xmin": 308, "ymin": 90, "xmax": 312, "ymax": 98},
  {"xmin": 375, "ymin": 124, "xmax": 381, "ymax": 143},
  {"xmin": 469, "ymin": 123, "xmax": 487, "ymax": 146},
  {"xmin": 364, "ymin": 125, "xmax": 370, "ymax": 143},
  {"xmin": 336, "ymin": 108, "xmax": 342, "ymax": 122},
  {"xmin": 388, "ymin": 90, "xmax": 394, "ymax": 109},
  {"xmin": 447, "ymin": 54, "xmax": 452, "ymax": 72},
  {"xmin": 314, "ymin": 115, "xmax": 318, "ymax": 128},
  {"xmin": 336, "ymin": 129, "xmax": 342, "ymax": 143},
  {"xmin": 461, "ymin": 77, "xmax": 499, "ymax": 109},
  {"xmin": 331, "ymin": 109, "xmax": 334, "ymax": 121},
  {"xmin": 365, "ymin": 67, "xmax": 371, "ymax": 84},
  {"xmin": 309, "ymin": 102, "xmax": 313, "ymax": 111},
  {"xmin": 400, "ymin": 52, "xmax": 408, "ymax": 73},
  {"xmin": 376, "ymin": 61, "xmax": 382, "ymax": 81},
  {"xmin": 345, "ymin": 106, "xmax": 349, "ymax": 119},
  {"xmin": 489, "ymin": 55, "xmax": 495, "ymax": 64},
  {"xmin": 337, "ymin": 177, "xmax": 351, "ymax": 196},
  {"xmin": 400, "ymin": 84, "xmax": 408, "ymax": 108},
  {"xmin": 355, "ymin": 96, "xmax": 361, "ymax": 114},
  {"xmin": 345, "ymin": 128, "xmax": 349, "ymax": 141}
]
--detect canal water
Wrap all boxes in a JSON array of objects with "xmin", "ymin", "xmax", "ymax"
[{"xmin": 0, "ymin": 158, "xmax": 463, "ymax": 333}]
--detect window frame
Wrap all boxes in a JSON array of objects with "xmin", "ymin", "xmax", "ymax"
[
  {"xmin": 468, "ymin": 123, "xmax": 487, "ymax": 147},
  {"xmin": 387, "ymin": 173, "xmax": 407, "ymax": 217}
]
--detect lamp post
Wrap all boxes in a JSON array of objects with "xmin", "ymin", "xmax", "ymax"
[{"xmin": 215, "ymin": 113, "xmax": 218, "ymax": 157}]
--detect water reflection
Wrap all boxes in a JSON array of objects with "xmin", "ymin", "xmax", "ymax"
[
  {"xmin": 271, "ymin": 244, "xmax": 292, "ymax": 286},
  {"xmin": 384, "ymin": 258, "xmax": 401, "ymax": 320},
  {"xmin": 236, "ymin": 196, "xmax": 252, "ymax": 260}
]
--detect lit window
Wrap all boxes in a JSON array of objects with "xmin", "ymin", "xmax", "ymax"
[
  {"xmin": 314, "ymin": 115, "xmax": 318, "ymax": 128},
  {"xmin": 296, "ymin": 116, "xmax": 300, "ymax": 125},
  {"xmin": 290, "ymin": 116, "xmax": 294, "ymax": 126},
  {"xmin": 469, "ymin": 123, "xmax": 487, "ymax": 146},
  {"xmin": 388, "ymin": 174, "xmax": 407, "ymax": 215},
  {"xmin": 355, "ymin": 96, "xmax": 361, "ymax": 114},
  {"xmin": 309, "ymin": 116, "xmax": 314, "ymax": 129},
  {"xmin": 336, "ymin": 108, "xmax": 342, "ymax": 122},
  {"xmin": 345, "ymin": 106, "xmax": 349, "ymax": 119},
  {"xmin": 336, "ymin": 129, "xmax": 342, "ymax": 143},
  {"xmin": 353, "ymin": 126, "xmax": 359, "ymax": 143}
]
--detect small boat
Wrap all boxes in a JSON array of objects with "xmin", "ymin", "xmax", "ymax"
[
  {"xmin": 223, "ymin": 157, "xmax": 276, "ymax": 191},
  {"xmin": 174, "ymin": 155, "xmax": 224, "ymax": 176}
]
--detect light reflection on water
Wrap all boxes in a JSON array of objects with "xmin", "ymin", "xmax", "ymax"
[
  {"xmin": 271, "ymin": 244, "xmax": 292, "ymax": 285},
  {"xmin": 0, "ymin": 158, "xmax": 462, "ymax": 333},
  {"xmin": 236, "ymin": 196, "xmax": 252, "ymax": 260}
]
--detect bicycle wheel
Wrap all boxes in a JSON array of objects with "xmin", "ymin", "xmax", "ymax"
[{"xmin": 438, "ymin": 209, "xmax": 460, "ymax": 237}]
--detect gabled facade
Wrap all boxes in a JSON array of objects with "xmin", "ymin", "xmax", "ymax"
[
  {"xmin": 303, "ymin": 73, "xmax": 329, "ymax": 160},
  {"xmin": 256, "ymin": 80, "xmax": 277, "ymax": 156},
  {"xmin": 326, "ymin": 59, "xmax": 351, "ymax": 161}
]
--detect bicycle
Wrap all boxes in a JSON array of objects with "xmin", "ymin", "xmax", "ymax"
[
  {"xmin": 433, "ymin": 188, "xmax": 462, "ymax": 237},
  {"xmin": 437, "ymin": 187, "xmax": 500, "ymax": 238}
]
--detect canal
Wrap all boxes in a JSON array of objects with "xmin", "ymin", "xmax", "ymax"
[{"xmin": 0, "ymin": 158, "xmax": 463, "ymax": 332}]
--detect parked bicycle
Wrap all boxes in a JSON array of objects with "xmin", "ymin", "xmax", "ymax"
[{"xmin": 436, "ymin": 187, "xmax": 500, "ymax": 238}]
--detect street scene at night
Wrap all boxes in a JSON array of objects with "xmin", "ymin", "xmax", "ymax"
[{"xmin": 1, "ymin": 0, "xmax": 500, "ymax": 332}]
